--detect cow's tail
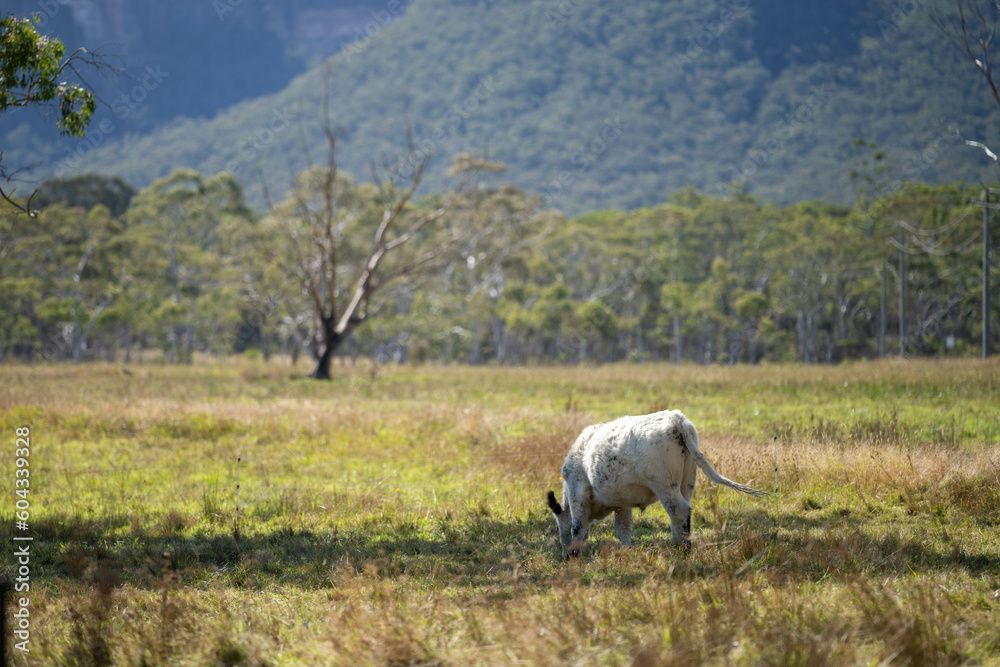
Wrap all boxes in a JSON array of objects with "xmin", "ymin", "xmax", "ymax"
[{"xmin": 674, "ymin": 412, "xmax": 768, "ymax": 497}]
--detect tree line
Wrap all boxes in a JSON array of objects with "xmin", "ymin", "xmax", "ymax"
[{"xmin": 1, "ymin": 167, "xmax": 994, "ymax": 370}]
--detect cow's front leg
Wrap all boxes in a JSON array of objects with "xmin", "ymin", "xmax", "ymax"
[{"xmin": 567, "ymin": 485, "xmax": 593, "ymax": 557}]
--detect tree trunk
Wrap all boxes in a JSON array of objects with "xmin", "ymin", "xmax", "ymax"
[
  {"xmin": 734, "ymin": 328, "xmax": 741, "ymax": 364},
  {"xmin": 807, "ymin": 315, "xmax": 818, "ymax": 364},
  {"xmin": 916, "ymin": 289, "xmax": 926, "ymax": 356},
  {"xmin": 672, "ymin": 316, "xmax": 682, "ymax": 364},
  {"xmin": 493, "ymin": 317, "xmax": 506, "ymax": 364},
  {"xmin": 262, "ymin": 332, "xmax": 272, "ymax": 362},
  {"xmin": 311, "ymin": 344, "xmax": 336, "ymax": 379},
  {"xmin": 703, "ymin": 323, "xmax": 714, "ymax": 364},
  {"xmin": 310, "ymin": 321, "xmax": 340, "ymax": 379},
  {"xmin": 184, "ymin": 322, "xmax": 195, "ymax": 364}
]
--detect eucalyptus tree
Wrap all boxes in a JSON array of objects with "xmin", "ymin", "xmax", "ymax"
[
  {"xmin": 0, "ymin": 202, "xmax": 129, "ymax": 360},
  {"xmin": 764, "ymin": 202, "xmax": 865, "ymax": 362},
  {"xmin": 875, "ymin": 183, "xmax": 988, "ymax": 356},
  {"xmin": 448, "ymin": 184, "xmax": 550, "ymax": 364},
  {"xmin": 0, "ymin": 11, "xmax": 108, "ymax": 214},
  {"xmin": 0, "ymin": 207, "xmax": 40, "ymax": 358},
  {"xmin": 126, "ymin": 170, "xmax": 251, "ymax": 362}
]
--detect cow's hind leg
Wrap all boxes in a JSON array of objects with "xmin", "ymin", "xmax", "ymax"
[
  {"xmin": 613, "ymin": 508, "xmax": 633, "ymax": 547},
  {"xmin": 649, "ymin": 482, "xmax": 692, "ymax": 547},
  {"xmin": 680, "ymin": 453, "xmax": 696, "ymax": 536}
]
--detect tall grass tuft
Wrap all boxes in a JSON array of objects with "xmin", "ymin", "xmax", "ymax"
[{"xmin": 61, "ymin": 564, "xmax": 120, "ymax": 667}]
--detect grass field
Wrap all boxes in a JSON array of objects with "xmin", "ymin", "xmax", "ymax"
[{"xmin": 2, "ymin": 358, "xmax": 999, "ymax": 665}]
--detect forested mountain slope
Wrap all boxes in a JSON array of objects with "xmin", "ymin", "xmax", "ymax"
[{"xmin": 7, "ymin": 0, "xmax": 999, "ymax": 214}]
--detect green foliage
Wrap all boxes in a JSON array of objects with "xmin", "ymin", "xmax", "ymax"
[
  {"xmin": 0, "ymin": 201, "xmax": 128, "ymax": 359},
  {"xmin": 34, "ymin": 175, "xmax": 136, "ymax": 218},
  {"xmin": 734, "ymin": 291, "xmax": 768, "ymax": 320},
  {"xmin": 0, "ymin": 12, "xmax": 95, "ymax": 137},
  {"xmin": 0, "ymin": 168, "xmax": 255, "ymax": 361},
  {"xmin": 2, "ymin": 166, "xmax": 994, "ymax": 365},
  {"xmin": 124, "ymin": 170, "xmax": 252, "ymax": 362}
]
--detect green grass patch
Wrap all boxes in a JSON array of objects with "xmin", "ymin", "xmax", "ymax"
[{"xmin": 1, "ymin": 359, "xmax": 999, "ymax": 665}]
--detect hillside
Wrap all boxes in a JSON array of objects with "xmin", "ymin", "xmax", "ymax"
[
  {"xmin": 8, "ymin": 0, "xmax": 1000, "ymax": 214},
  {"xmin": 2, "ymin": 0, "xmax": 399, "ymax": 125}
]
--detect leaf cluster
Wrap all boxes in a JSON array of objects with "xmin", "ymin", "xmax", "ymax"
[{"xmin": 0, "ymin": 12, "xmax": 96, "ymax": 137}]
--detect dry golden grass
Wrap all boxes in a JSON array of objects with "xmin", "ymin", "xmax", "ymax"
[{"xmin": 2, "ymin": 358, "xmax": 999, "ymax": 665}]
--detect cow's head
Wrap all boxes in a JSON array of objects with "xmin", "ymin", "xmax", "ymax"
[{"xmin": 546, "ymin": 490, "xmax": 574, "ymax": 559}]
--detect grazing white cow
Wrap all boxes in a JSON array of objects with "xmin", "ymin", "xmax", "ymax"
[{"xmin": 546, "ymin": 409, "xmax": 765, "ymax": 558}]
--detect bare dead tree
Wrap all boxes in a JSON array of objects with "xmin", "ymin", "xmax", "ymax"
[
  {"xmin": 933, "ymin": 0, "xmax": 1000, "ymax": 165},
  {"xmin": 269, "ymin": 94, "xmax": 489, "ymax": 379}
]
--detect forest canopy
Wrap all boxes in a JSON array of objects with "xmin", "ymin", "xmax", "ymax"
[{"xmin": 1, "ymin": 170, "xmax": 992, "ymax": 367}]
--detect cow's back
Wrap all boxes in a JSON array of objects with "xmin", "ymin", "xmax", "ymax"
[{"xmin": 581, "ymin": 411, "xmax": 687, "ymax": 508}]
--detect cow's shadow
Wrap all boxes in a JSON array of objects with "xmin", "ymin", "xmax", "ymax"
[{"xmin": 3, "ymin": 505, "xmax": 997, "ymax": 591}]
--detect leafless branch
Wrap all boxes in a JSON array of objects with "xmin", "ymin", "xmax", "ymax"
[
  {"xmin": 0, "ymin": 153, "xmax": 38, "ymax": 217},
  {"xmin": 933, "ymin": 0, "xmax": 1000, "ymax": 110},
  {"xmin": 0, "ymin": 185, "xmax": 37, "ymax": 217},
  {"xmin": 404, "ymin": 103, "xmax": 416, "ymax": 156}
]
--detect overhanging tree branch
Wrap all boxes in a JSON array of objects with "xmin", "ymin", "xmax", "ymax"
[{"xmin": 1, "ymin": 13, "xmax": 117, "ymax": 215}]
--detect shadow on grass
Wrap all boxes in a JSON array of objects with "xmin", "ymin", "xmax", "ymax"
[
  {"xmin": 1, "ymin": 512, "xmax": 564, "ymax": 590},
  {"xmin": 4, "ymin": 506, "xmax": 998, "ymax": 592},
  {"xmin": 700, "ymin": 505, "xmax": 1000, "ymax": 580}
]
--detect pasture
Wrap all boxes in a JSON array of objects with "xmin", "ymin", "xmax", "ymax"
[{"xmin": 2, "ymin": 359, "xmax": 999, "ymax": 665}]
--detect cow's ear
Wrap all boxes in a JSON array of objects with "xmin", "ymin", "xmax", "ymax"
[{"xmin": 546, "ymin": 491, "xmax": 563, "ymax": 515}]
